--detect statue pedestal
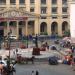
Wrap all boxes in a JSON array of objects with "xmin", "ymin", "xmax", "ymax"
[{"xmin": 32, "ymin": 47, "xmax": 40, "ymax": 55}]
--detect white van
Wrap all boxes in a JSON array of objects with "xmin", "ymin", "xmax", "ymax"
[
  {"xmin": 9, "ymin": 35, "xmax": 17, "ymax": 39},
  {"xmin": 0, "ymin": 60, "xmax": 7, "ymax": 66}
]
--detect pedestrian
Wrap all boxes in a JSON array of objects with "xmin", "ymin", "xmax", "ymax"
[
  {"xmin": 16, "ymin": 49, "xmax": 18, "ymax": 55},
  {"xmin": 35, "ymin": 70, "xmax": 39, "ymax": 75},
  {"xmin": 31, "ymin": 70, "xmax": 35, "ymax": 75}
]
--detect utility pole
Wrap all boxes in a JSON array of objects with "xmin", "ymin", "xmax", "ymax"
[
  {"xmin": 7, "ymin": 30, "xmax": 12, "ymax": 75},
  {"xmin": 27, "ymin": 35, "xmax": 28, "ymax": 48},
  {"xmin": 35, "ymin": 34, "xmax": 38, "ymax": 48}
]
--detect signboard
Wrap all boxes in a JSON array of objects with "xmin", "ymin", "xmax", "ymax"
[
  {"xmin": 70, "ymin": 3, "xmax": 75, "ymax": 38},
  {"xmin": 0, "ymin": 17, "xmax": 28, "ymax": 21},
  {"xmin": 0, "ymin": 10, "xmax": 28, "ymax": 21}
]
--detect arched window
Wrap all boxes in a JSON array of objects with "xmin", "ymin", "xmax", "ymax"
[
  {"xmin": 40, "ymin": 22, "xmax": 47, "ymax": 33},
  {"xmin": 51, "ymin": 22, "xmax": 58, "ymax": 34}
]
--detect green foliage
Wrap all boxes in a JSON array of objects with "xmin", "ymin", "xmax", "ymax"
[
  {"xmin": 64, "ymin": 30, "xmax": 70, "ymax": 37},
  {"xmin": 10, "ymin": 22, "xmax": 16, "ymax": 26},
  {"xmin": 40, "ymin": 32, "xmax": 48, "ymax": 35},
  {"xmin": 4, "ymin": 22, "xmax": 7, "ymax": 26},
  {"xmin": 57, "ymin": 35, "xmax": 63, "ymax": 39},
  {"xmin": 0, "ymin": 22, "xmax": 7, "ymax": 26}
]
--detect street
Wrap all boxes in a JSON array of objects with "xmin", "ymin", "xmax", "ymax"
[{"xmin": 16, "ymin": 62, "xmax": 75, "ymax": 75}]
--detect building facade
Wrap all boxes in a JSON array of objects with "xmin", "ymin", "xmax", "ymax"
[
  {"xmin": 0, "ymin": 0, "xmax": 72, "ymax": 38},
  {"xmin": 70, "ymin": 0, "xmax": 75, "ymax": 38}
]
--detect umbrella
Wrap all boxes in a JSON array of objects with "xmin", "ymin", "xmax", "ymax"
[
  {"xmin": 70, "ymin": 38, "xmax": 75, "ymax": 44},
  {"xmin": 65, "ymin": 49, "xmax": 72, "ymax": 53},
  {"xmin": 63, "ymin": 37, "xmax": 70, "ymax": 41}
]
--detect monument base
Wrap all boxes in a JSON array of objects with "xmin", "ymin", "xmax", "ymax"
[{"xmin": 32, "ymin": 47, "xmax": 40, "ymax": 55}]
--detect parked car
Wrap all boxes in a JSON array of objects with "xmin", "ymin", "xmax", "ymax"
[
  {"xmin": 48, "ymin": 56, "xmax": 59, "ymax": 65},
  {"xmin": 9, "ymin": 35, "xmax": 17, "ymax": 39},
  {"xmin": 0, "ymin": 60, "xmax": 7, "ymax": 66},
  {"xmin": 50, "ymin": 45, "xmax": 57, "ymax": 50}
]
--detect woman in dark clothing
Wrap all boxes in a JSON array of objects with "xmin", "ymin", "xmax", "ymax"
[{"xmin": 35, "ymin": 70, "xmax": 39, "ymax": 75}]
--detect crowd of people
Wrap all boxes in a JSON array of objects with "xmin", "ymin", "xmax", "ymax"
[
  {"xmin": 59, "ymin": 40, "xmax": 75, "ymax": 71},
  {"xmin": 0, "ymin": 56, "xmax": 16, "ymax": 75}
]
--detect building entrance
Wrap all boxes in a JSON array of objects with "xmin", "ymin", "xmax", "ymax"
[
  {"xmin": 0, "ymin": 29, "xmax": 4, "ymax": 37},
  {"xmin": 19, "ymin": 28, "xmax": 22, "ymax": 36}
]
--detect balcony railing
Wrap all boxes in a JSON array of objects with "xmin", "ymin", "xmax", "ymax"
[
  {"xmin": 62, "ymin": 12, "xmax": 68, "ymax": 14},
  {"xmin": 51, "ymin": 4, "xmax": 57, "ymax": 7},
  {"xmin": 19, "ymin": 3, "xmax": 25, "ymax": 5},
  {"xmin": 52, "ymin": 12, "xmax": 58, "ymax": 14},
  {"xmin": 41, "ymin": 3, "xmax": 47, "ymax": 7},
  {"xmin": 0, "ymin": 3, "xmax": 6, "ymax": 5},
  {"xmin": 19, "ymin": 3, "xmax": 26, "ymax": 7},
  {"xmin": 30, "ymin": 3, "xmax": 35, "ymax": 5},
  {"xmin": 0, "ymin": 3, "xmax": 6, "ymax": 7},
  {"xmin": 10, "ymin": 3, "xmax": 16, "ymax": 5}
]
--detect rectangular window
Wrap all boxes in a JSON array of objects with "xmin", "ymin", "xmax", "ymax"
[
  {"xmin": 41, "ymin": 0, "xmax": 46, "ymax": 4},
  {"xmin": 10, "ymin": 0, "xmax": 16, "ymax": 5},
  {"xmin": 30, "ymin": 0, "xmax": 34, "ymax": 4},
  {"xmin": 30, "ymin": 7, "xmax": 34, "ymax": 12},
  {"xmin": 0, "ymin": 0, "xmax": 6, "ymax": 5},
  {"xmin": 52, "ymin": 7, "xmax": 57, "ymax": 14},
  {"xmin": 41, "ymin": 16, "xmax": 46, "ymax": 19},
  {"xmin": 52, "ymin": 0, "xmax": 57, "ymax": 5},
  {"xmin": 19, "ymin": 0, "xmax": 25, "ymax": 5},
  {"xmin": 62, "ymin": 7, "xmax": 68, "ymax": 13},
  {"xmin": 62, "ymin": 0, "xmax": 67, "ymax": 5},
  {"xmin": 41, "ymin": 7, "xmax": 47, "ymax": 14}
]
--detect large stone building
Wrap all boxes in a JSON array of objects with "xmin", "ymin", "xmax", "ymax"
[
  {"xmin": 70, "ymin": 0, "xmax": 75, "ymax": 38},
  {"xmin": 0, "ymin": 0, "xmax": 72, "ymax": 38}
]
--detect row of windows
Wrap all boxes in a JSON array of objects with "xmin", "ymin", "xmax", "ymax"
[
  {"xmin": 30, "ymin": 7, "xmax": 68, "ymax": 14},
  {"xmin": 0, "ymin": 0, "xmax": 68, "ymax": 5},
  {"xmin": 0, "ymin": 6, "xmax": 68, "ymax": 14},
  {"xmin": 41, "ymin": 16, "xmax": 68, "ymax": 19},
  {"xmin": 41, "ymin": 0, "xmax": 68, "ymax": 5}
]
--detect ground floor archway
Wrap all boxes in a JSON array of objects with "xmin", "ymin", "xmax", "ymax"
[
  {"xmin": 28, "ymin": 21, "xmax": 34, "ymax": 35},
  {"xmin": 19, "ymin": 21, "xmax": 26, "ymax": 36},
  {"xmin": 62, "ymin": 21, "xmax": 69, "ymax": 36},
  {"xmin": 51, "ymin": 22, "xmax": 58, "ymax": 35},
  {"xmin": 0, "ymin": 29, "xmax": 4, "ymax": 37},
  {"xmin": 40, "ymin": 22, "xmax": 47, "ymax": 35},
  {"xmin": 62, "ymin": 21, "xmax": 68, "ymax": 32},
  {"xmin": 0, "ymin": 22, "xmax": 6, "ymax": 37}
]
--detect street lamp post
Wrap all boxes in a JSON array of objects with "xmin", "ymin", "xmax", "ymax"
[
  {"xmin": 7, "ymin": 30, "xmax": 12, "ymax": 75},
  {"xmin": 35, "ymin": 34, "xmax": 38, "ymax": 48},
  {"xmin": 27, "ymin": 35, "xmax": 28, "ymax": 48}
]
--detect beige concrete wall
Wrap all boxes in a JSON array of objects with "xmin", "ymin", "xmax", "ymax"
[
  {"xmin": 16, "ymin": 0, "xmax": 19, "ymax": 9},
  {"xmin": 6, "ymin": 0, "xmax": 10, "ymax": 8},
  {"xmin": 35, "ymin": 0, "xmax": 40, "ymax": 14},
  {"xmin": 26, "ymin": 0, "xmax": 30, "ymax": 11},
  {"xmin": 34, "ymin": 18, "xmax": 39, "ymax": 35},
  {"xmin": 4, "ymin": 27, "xmax": 7, "ymax": 36}
]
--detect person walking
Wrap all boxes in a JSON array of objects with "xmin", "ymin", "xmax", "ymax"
[
  {"xmin": 35, "ymin": 70, "xmax": 39, "ymax": 75},
  {"xmin": 31, "ymin": 71, "xmax": 35, "ymax": 75}
]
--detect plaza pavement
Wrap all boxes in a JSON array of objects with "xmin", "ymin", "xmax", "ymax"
[
  {"xmin": 0, "ymin": 48, "xmax": 63, "ymax": 59},
  {"xmin": 16, "ymin": 62, "xmax": 75, "ymax": 75}
]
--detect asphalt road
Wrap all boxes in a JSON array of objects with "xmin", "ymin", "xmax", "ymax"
[{"xmin": 16, "ymin": 62, "xmax": 75, "ymax": 75}]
